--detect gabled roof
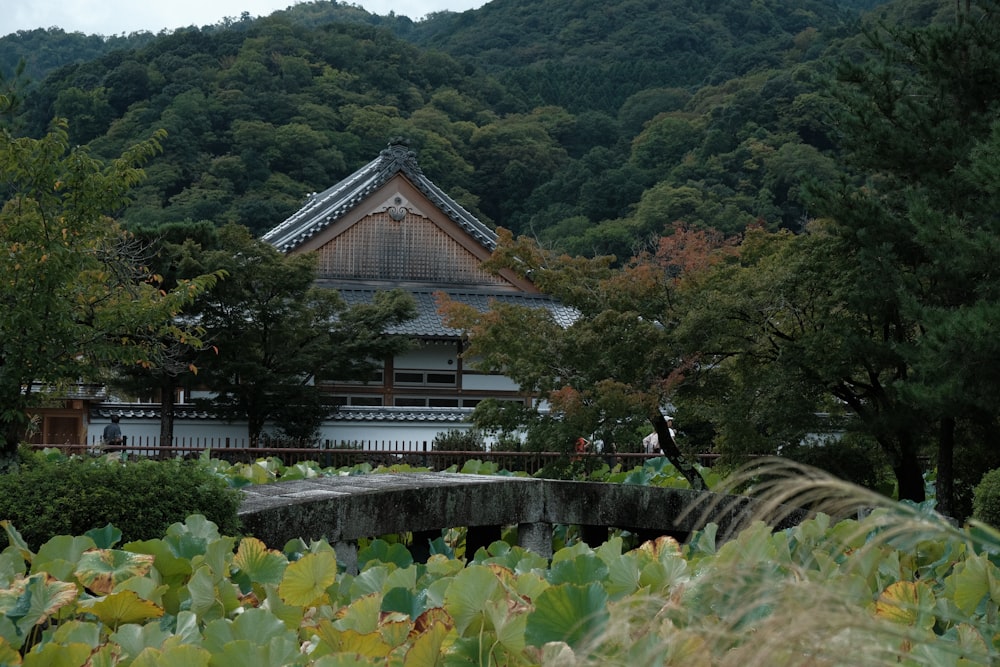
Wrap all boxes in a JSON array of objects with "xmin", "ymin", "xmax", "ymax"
[{"xmin": 262, "ymin": 141, "xmax": 497, "ymax": 254}]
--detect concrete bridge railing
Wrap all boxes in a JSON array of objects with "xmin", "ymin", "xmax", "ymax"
[{"xmin": 239, "ymin": 472, "xmax": 804, "ymax": 572}]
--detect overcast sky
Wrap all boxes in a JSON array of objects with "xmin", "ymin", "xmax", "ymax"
[{"xmin": 2, "ymin": 0, "xmax": 488, "ymax": 38}]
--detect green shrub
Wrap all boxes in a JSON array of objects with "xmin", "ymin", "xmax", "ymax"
[
  {"xmin": 972, "ymin": 468, "xmax": 1000, "ymax": 528},
  {"xmin": 779, "ymin": 435, "xmax": 895, "ymax": 496},
  {"xmin": 432, "ymin": 429, "xmax": 485, "ymax": 452},
  {"xmin": 0, "ymin": 450, "xmax": 242, "ymax": 550}
]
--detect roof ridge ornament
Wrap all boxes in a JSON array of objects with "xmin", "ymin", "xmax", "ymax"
[{"xmin": 380, "ymin": 137, "xmax": 422, "ymax": 175}]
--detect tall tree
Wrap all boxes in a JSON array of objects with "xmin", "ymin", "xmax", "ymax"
[
  {"xmin": 441, "ymin": 226, "xmax": 735, "ymax": 490},
  {"xmin": 114, "ymin": 220, "xmax": 224, "ymax": 451},
  {"xmin": 677, "ymin": 3, "xmax": 1000, "ymax": 514},
  {"xmin": 811, "ymin": 1, "xmax": 1000, "ymax": 514},
  {"xmin": 0, "ymin": 121, "xmax": 217, "ymax": 469},
  {"xmin": 193, "ymin": 225, "xmax": 416, "ymax": 446}
]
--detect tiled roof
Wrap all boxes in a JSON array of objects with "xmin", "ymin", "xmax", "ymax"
[
  {"xmin": 328, "ymin": 283, "xmax": 579, "ymax": 338},
  {"xmin": 261, "ymin": 141, "xmax": 497, "ymax": 253},
  {"xmin": 328, "ymin": 407, "xmax": 472, "ymax": 422},
  {"xmin": 92, "ymin": 405, "xmax": 473, "ymax": 424},
  {"xmin": 91, "ymin": 406, "xmax": 214, "ymax": 420},
  {"xmin": 33, "ymin": 383, "xmax": 107, "ymax": 400}
]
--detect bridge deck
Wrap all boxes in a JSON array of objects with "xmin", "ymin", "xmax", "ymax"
[{"xmin": 238, "ymin": 472, "xmax": 800, "ymax": 566}]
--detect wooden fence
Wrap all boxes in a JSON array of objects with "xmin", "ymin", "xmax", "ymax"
[{"xmin": 33, "ymin": 436, "xmax": 709, "ymax": 476}]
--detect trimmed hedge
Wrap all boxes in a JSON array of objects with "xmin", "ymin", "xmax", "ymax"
[
  {"xmin": 0, "ymin": 448, "xmax": 242, "ymax": 549},
  {"xmin": 973, "ymin": 468, "xmax": 1000, "ymax": 529}
]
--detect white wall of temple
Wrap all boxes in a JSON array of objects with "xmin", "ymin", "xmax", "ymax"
[
  {"xmin": 461, "ymin": 372, "xmax": 519, "ymax": 392},
  {"xmin": 86, "ymin": 412, "xmax": 479, "ymax": 451},
  {"xmin": 394, "ymin": 341, "xmax": 458, "ymax": 369}
]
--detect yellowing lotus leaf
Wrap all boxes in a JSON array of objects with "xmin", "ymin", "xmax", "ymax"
[
  {"xmin": 0, "ymin": 636, "xmax": 22, "ymax": 665},
  {"xmin": 21, "ymin": 640, "xmax": 91, "ymax": 667},
  {"xmin": 82, "ymin": 590, "xmax": 164, "ymax": 629},
  {"xmin": 76, "ymin": 549, "xmax": 155, "ymax": 595},
  {"xmin": 278, "ymin": 551, "xmax": 337, "ymax": 607},
  {"xmin": 1, "ymin": 574, "xmax": 79, "ymax": 631},
  {"xmin": 402, "ymin": 620, "xmax": 450, "ymax": 667},
  {"xmin": 312, "ymin": 653, "xmax": 381, "ymax": 666},
  {"xmin": 874, "ymin": 580, "xmax": 935, "ymax": 629},
  {"xmin": 412, "ymin": 606, "xmax": 453, "ymax": 638},
  {"xmin": 233, "ymin": 537, "xmax": 287, "ymax": 586}
]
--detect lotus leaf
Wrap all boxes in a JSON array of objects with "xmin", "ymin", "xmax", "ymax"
[
  {"xmin": 381, "ymin": 586, "xmax": 428, "ymax": 620},
  {"xmin": 350, "ymin": 565, "xmax": 390, "ymax": 599},
  {"xmin": 129, "ymin": 643, "xmax": 212, "ymax": 667},
  {"xmin": 401, "ymin": 619, "xmax": 450, "ymax": 667},
  {"xmin": 186, "ymin": 565, "xmax": 224, "ymax": 620},
  {"xmin": 443, "ymin": 565, "xmax": 501, "ymax": 636},
  {"xmin": 233, "ymin": 537, "xmax": 287, "ymax": 587},
  {"xmin": 547, "ymin": 551, "xmax": 608, "ymax": 587},
  {"xmin": 84, "ymin": 524, "xmax": 122, "ymax": 549},
  {"xmin": 358, "ymin": 540, "xmax": 413, "ymax": 570},
  {"xmin": 1, "ymin": 521, "xmax": 34, "ymax": 563},
  {"xmin": 524, "ymin": 582, "xmax": 609, "ymax": 649},
  {"xmin": 0, "ymin": 638, "xmax": 19, "ymax": 665},
  {"xmin": 33, "ymin": 536, "xmax": 96, "ymax": 580},
  {"xmin": 278, "ymin": 551, "xmax": 338, "ymax": 607},
  {"xmin": 335, "ymin": 593, "xmax": 382, "ymax": 634},
  {"xmin": 2, "ymin": 573, "xmax": 78, "ymax": 635},
  {"xmin": 312, "ymin": 652, "xmax": 382, "ymax": 666},
  {"xmin": 874, "ymin": 580, "xmax": 937, "ymax": 630},
  {"xmin": 82, "ymin": 590, "xmax": 164, "ymax": 629},
  {"xmin": 50, "ymin": 619, "xmax": 101, "ymax": 647},
  {"xmin": 21, "ymin": 640, "xmax": 91, "ymax": 667},
  {"xmin": 944, "ymin": 553, "xmax": 999, "ymax": 616},
  {"xmin": 76, "ymin": 549, "xmax": 154, "ymax": 595}
]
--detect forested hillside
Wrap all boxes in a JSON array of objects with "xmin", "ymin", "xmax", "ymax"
[
  {"xmin": 0, "ymin": 0, "xmax": 931, "ymax": 255},
  {"xmin": 5, "ymin": 0, "xmax": 1000, "ymax": 521}
]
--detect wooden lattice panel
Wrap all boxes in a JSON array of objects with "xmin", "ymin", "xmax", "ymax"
[{"xmin": 316, "ymin": 212, "xmax": 508, "ymax": 285}]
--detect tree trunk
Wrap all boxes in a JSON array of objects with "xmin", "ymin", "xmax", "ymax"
[
  {"xmin": 159, "ymin": 376, "xmax": 176, "ymax": 460},
  {"xmin": 891, "ymin": 432, "xmax": 926, "ymax": 503},
  {"xmin": 652, "ymin": 412, "xmax": 707, "ymax": 491},
  {"xmin": 936, "ymin": 417, "xmax": 955, "ymax": 519}
]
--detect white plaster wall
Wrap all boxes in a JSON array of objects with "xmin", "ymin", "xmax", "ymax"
[
  {"xmin": 394, "ymin": 342, "xmax": 458, "ymax": 370},
  {"xmin": 87, "ymin": 414, "xmax": 476, "ymax": 452},
  {"xmin": 461, "ymin": 373, "xmax": 519, "ymax": 392}
]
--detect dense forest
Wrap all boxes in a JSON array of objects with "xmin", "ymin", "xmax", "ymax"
[{"xmin": 1, "ymin": 0, "xmax": 927, "ymax": 257}]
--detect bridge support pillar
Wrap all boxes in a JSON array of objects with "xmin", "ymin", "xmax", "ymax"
[
  {"xmin": 517, "ymin": 522, "xmax": 552, "ymax": 559},
  {"xmin": 334, "ymin": 541, "xmax": 359, "ymax": 575}
]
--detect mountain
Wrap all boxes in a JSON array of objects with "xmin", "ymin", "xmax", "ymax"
[{"xmin": 2, "ymin": 0, "xmax": 930, "ymax": 259}]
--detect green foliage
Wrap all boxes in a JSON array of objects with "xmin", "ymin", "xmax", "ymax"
[
  {"xmin": 2, "ymin": 0, "xmax": 877, "ymax": 245},
  {"xmin": 972, "ymin": 468, "xmax": 1000, "ymax": 529},
  {"xmin": 0, "ymin": 451, "xmax": 241, "ymax": 550},
  {"xmin": 0, "ymin": 474, "xmax": 997, "ymax": 664},
  {"xmin": 431, "ymin": 429, "xmax": 485, "ymax": 452},
  {"xmin": 779, "ymin": 435, "xmax": 895, "ymax": 497},
  {"xmin": 0, "ymin": 121, "xmax": 218, "ymax": 463}
]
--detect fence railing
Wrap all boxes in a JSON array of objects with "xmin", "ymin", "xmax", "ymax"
[{"xmin": 32, "ymin": 438, "xmax": 713, "ymax": 476}]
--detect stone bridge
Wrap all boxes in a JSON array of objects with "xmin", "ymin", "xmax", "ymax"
[{"xmin": 239, "ymin": 472, "xmax": 804, "ymax": 572}]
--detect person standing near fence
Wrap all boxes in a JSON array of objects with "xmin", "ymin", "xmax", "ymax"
[{"xmin": 102, "ymin": 415, "xmax": 123, "ymax": 452}]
